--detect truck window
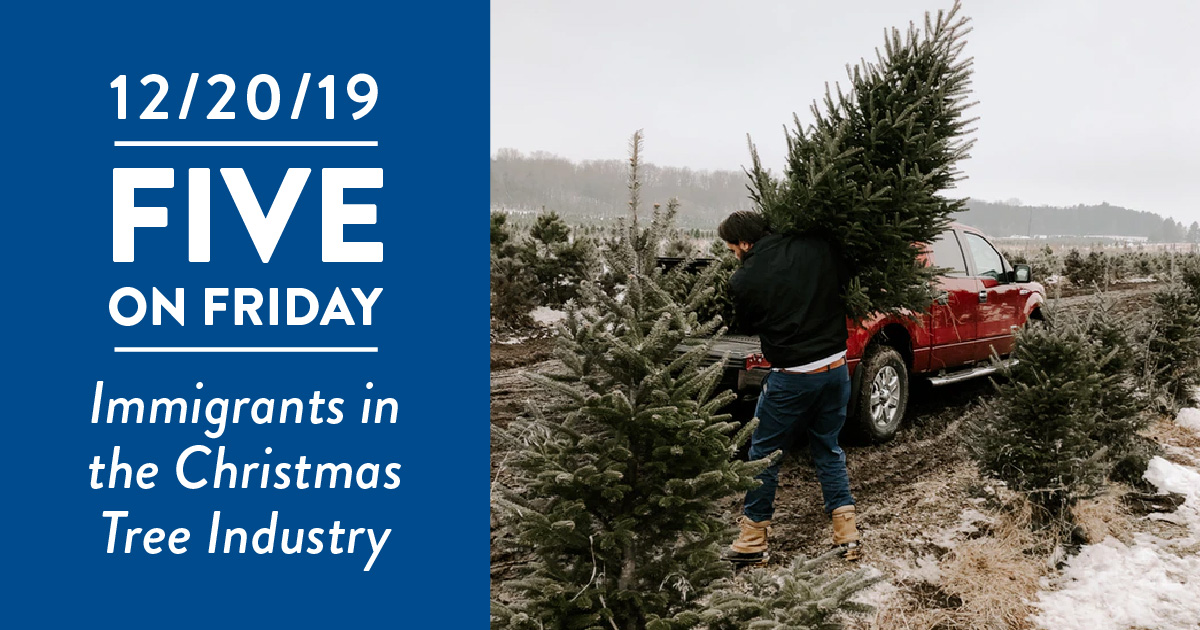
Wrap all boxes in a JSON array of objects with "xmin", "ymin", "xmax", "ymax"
[
  {"xmin": 963, "ymin": 232, "xmax": 1004, "ymax": 280},
  {"xmin": 928, "ymin": 231, "xmax": 968, "ymax": 275}
]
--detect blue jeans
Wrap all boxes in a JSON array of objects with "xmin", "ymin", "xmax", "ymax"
[{"xmin": 743, "ymin": 365, "xmax": 855, "ymax": 521}]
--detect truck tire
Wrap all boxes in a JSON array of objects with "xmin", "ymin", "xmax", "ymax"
[
  {"xmin": 1027, "ymin": 308, "xmax": 1049, "ymax": 330},
  {"xmin": 849, "ymin": 345, "xmax": 908, "ymax": 443}
]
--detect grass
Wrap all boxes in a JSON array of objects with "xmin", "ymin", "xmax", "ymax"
[
  {"xmin": 1071, "ymin": 485, "xmax": 1134, "ymax": 545},
  {"xmin": 864, "ymin": 493, "xmax": 1048, "ymax": 630}
]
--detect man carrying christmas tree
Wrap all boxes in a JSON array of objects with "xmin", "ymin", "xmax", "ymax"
[{"xmin": 718, "ymin": 211, "xmax": 861, "ymax": 564}]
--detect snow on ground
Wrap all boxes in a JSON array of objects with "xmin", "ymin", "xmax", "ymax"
[
  {"xmin": 928, "ymin": 505, "xmax": 991, "ymax": 550},
  {"xmin": 1176, "ymin": 407, "xmax": 1200, "ymax": 433},
  {"xmin": 531, "ymin": 306, "xmax": 567, "ymax": 326},
  {"xmin": 1030, "ymin": 407, "xmax": 1200, "ymax": 630},
  {"xmin": 849, "ymin": 565, "xmax": 901, "ymax": 610},
  {"xmin": 1031, "ymin": 536, "xmax": 1200, "ymax": 630},
  {"xmin": 1145, "ymin": 457, "xmax": 1200, "ymax": 536}
]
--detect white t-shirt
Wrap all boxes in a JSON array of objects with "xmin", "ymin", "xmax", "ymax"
[{"xmin": 774, "ymin": 350, "xmax": 847, "ymax": 373}]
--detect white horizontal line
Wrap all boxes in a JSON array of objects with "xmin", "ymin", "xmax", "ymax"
[
  {"xmin": 114, "ymin": 347, "xmax": 378, "ymax": 353},
  {"xmin": 114, "ymin": 140, "xmax": 378, "ymax": 147}
]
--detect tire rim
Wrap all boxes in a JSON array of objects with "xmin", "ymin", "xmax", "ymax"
[{"xmin": 870, "ymin": 365, "xmax": 901, "ymax": 428}]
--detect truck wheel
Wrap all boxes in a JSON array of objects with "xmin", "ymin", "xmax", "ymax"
[
  {"xmin": 850, "ymin": 346, "xmax": 908, "ymax": 443},
  {"xmin": 1026, "ymin": 309, "xmax": 1049, "ymax": 331}
]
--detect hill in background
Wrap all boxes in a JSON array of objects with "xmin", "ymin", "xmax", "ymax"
[
  {"xmin": 492, "ymin": 150, "xmax": 1195, "ymax": 241},
  {"xmin": 960, "ymin": 200, "xmax": 1188, "ymax": 242}
]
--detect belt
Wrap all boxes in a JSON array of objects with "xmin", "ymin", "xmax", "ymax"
[{"xmin": 780, "ymin": 357, "xmax": 846, "ymax": 375}]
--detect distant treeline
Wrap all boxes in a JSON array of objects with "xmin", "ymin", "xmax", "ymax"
[
  {"xmin": 491, "ymin": 149, "xmax": 753, "ymax": 227},
  {"xmin": 959, "ymin": 200, "xmax": 1193, "ymax": 242},
  {"xmin": 491, "ymin": 149, "xmax": 1195, "ymax": 241}
]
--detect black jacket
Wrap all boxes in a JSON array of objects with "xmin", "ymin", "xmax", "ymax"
[{"xmin": 729, "ymin": 233, "xmax": 849, "ymax": 367}]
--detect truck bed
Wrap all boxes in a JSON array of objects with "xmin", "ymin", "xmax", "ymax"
[
  {"xmin": 677, "ymin": 334, "xmax": 767, "ymax": 400},
  {"xmin": 678, "ymin": 334, "xmax": 760, "ymax": 369}
]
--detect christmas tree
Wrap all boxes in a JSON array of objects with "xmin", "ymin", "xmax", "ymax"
[
  {"xmin": 701, "ymin": 551, "xmax": 880, "ymax": 630},
  {"xmin": 1143, "ymin": 281, "xmax": 1200, "ymax": 411},
  {"xmin": 491, "ymin": 212, "xmax": 537, "ymax": 331},
  {"xmin": 492, "ymin": 132, "xmax": 769, "ymax": 630},
  {"xmin": 969, "ymin": 307, "xmax": 1136, "ymax": 528},
  {"xmin": 1081, "ymin": 294, "xmax": 1153, "ymax": 484},
  {"xmin": 492, "ymin": 212, "xmax": 518, "ymax": 258},
  {"xmin": 747, "ymin": 1, "xmax": 976, "ymax": 319},
  {"xmin": 519, "ymin": 211, "xmax": 594, "ymax": 307}
]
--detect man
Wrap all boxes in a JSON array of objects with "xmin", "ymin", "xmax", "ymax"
[{"xmin": 718, "ymin": 211, "xmax": 861, "ymax": 565}]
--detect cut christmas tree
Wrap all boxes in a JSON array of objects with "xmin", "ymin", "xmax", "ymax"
[{"xmin": 747, "ymin": 1, "xmax": 976, "ymax": 320}]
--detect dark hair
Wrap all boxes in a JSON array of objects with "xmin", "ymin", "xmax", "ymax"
[{"xmin": 718, "ymin": 211, "xmax": 771, "ymax": 244}]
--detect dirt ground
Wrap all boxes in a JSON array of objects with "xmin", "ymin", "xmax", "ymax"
[{"xmin": 489, "ymin": 282, "xmax": 1167, "ymax": 626}]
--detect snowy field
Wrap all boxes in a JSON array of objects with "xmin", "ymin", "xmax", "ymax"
[{"xmin": 1031, "ymin": 407, "xmax": 1200, "ymax": 630}]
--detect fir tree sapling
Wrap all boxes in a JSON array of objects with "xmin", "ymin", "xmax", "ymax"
[
  {"xmin": 660, "ymin": 241, "xmax": 740, "ymax": 339},
  {"xmin": 968, "ymin": 309, "xmax": 1122, "ymax": 528},
  {"xmin": 747, "ymin": 1, "xmax": 977, "ymax": 320},
  {"xmin": 1062, "ymin": 249, "xmax": 1106, "ymax": 288},
  {"xmin": 701, "ymin": 552, "xmax": 881, "ymax": 630},
  {"xmin": 1080, "ymin": 294, "xmax": 1154, "ymax": 485},
  {"xmin": 491, "ymin": 132, "xmax": 770, "ymax": 630},
  {"xmin": 520, "ymin": 211, "xmax": 594, "ymax": 308},
  {"xmin": 491, "ymin": 254, "xmax": 538, "ymax": 331},
  {"xmin": 491, "ymin": 212, "xmax": 538, "ymax": 331},
  {"xmin": 1141, "ymin": 282, "xmax": 1200, "ymax": 411},
  {"xmin": 664, "ymin": 238, "xmax": 694, "ymax": 258},
  {"xmin": 492, "ymin": 212, "xmax": 519, "ymax": 258}
]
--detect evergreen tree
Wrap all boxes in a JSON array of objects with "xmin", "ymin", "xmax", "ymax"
[
  {"xmin": 968, "ymin": 311, "xmax": 1118, "ymax": 527},
  {"xmin": 702, "ymin": 243, "xmax": 740, "ymax": 335},
  {"xmin": 660, "ymin": 241, "xmax": 740, "ymax": 339},
  {"xmin": 1169, "ymin": 219, "xmax": 1185, "ymax": 243},
  {"xmin": 491, "ymin": 211, "xmax": 538, "ymax": 331},
  {"xmin": 1062, "ymin": 249, "xmax": 1083, "ymax": 285},
  {"xmin": 665, "ymin": 237, "xmax": 694, "ymax": 258},
  {"xmin": 1141, "ymin": 282, "xmax": 1200, "ymax": 411},
  {"xmin": 492, "ymin": 212, "xmax": 518, "ymax": 258},
  {"xmin": 700, "ymin": 552, "xmax": 880, "ymax": 630},
  {"xmin": 1177, "ymin": 256, "xmax": 1200, "ymax": 301},
  {"xmin": 1106, "ymin": 252, "xmax": 1126, "ymax": 282},
  {"xmin": 491, "ymin": 255, "xmax": 537, "ymax": 332},
  {"xmin": 1081, "ymin": 295, "xmax": 1153, "ymax": 484},
  {"xmin": 492, "ymin": 132, "xmax": 769, "ymax": 630},
  {"xmin": 519, "ymin": 211, "xmax": 593, "ymax": 307},
  {"xmin": 1062, "ymin": 249, "xmax": 1105, "ymax": 288},
  {"xmin": 1135, "ymin": 253, "xmax": 1154, "ymax": 277},
  {"xmin": 746, "ymin": 1, "xmax": 976, "ymax": 319}
]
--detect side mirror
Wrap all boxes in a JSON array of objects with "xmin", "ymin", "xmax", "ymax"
[{"xmin": 1014, "ymin": 264, "xmax": 1032, "ymax": 283}]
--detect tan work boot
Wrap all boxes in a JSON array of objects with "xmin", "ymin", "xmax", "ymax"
[
  {"xmin": 832, "ymin": 505, "xmax": 862, "ymax": 561},
  {"xmin": 722, "ymin": 516, "xmax": 770, "ymax": 566}
]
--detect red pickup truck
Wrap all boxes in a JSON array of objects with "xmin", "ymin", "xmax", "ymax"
[{"xmin": 696, "ymin": 222, "xmax": 1046, "ymax": 442}]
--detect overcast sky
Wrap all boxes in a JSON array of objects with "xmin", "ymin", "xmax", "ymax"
[{"xmin": 492, "ymin": 0, "xmax": 1200, "ymax": 223}]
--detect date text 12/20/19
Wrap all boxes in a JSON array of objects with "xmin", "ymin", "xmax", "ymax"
[{"xmin": 110, "ymin": 74, "xmax": 377, "ymax": 121}]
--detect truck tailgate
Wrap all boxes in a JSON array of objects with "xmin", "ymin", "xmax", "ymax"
[{"xmin": 677, "ymin": 334, "xmax": 761, "ymax": 369}]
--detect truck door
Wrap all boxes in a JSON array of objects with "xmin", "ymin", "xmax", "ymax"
[
  {"xmin": 926, "ymin": 229, "xmax": 980, "ymax": 370},
  {"xmin": 961, "ymin": 230, "xmax": 1021, "ymax": 359},
  {"xmin": 996, "ymin": 251, "xmax": 1033, "ymax": 330}
]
